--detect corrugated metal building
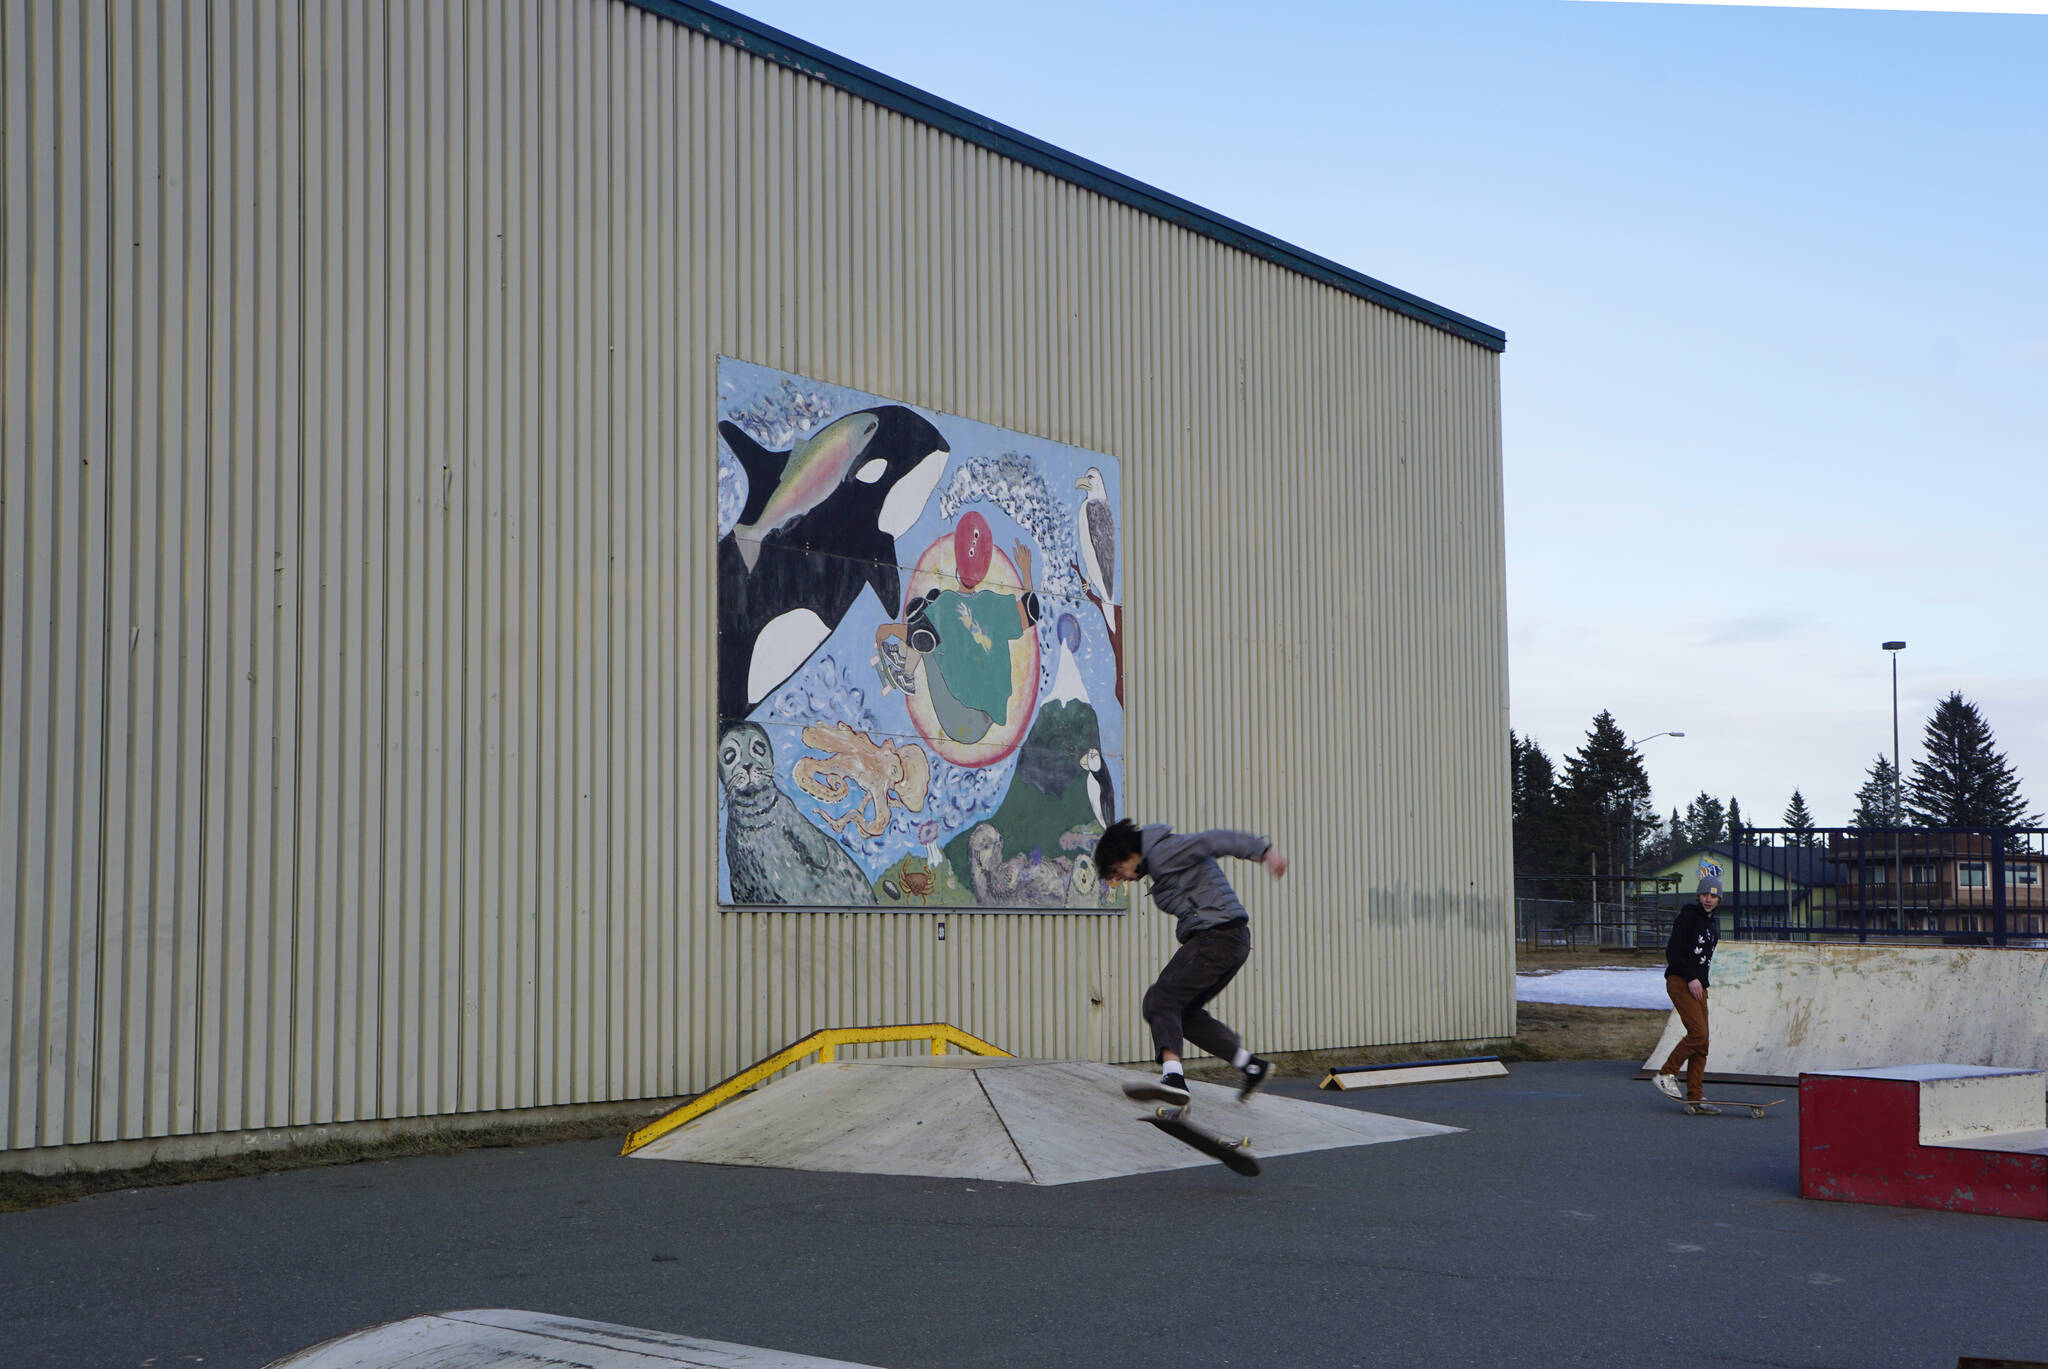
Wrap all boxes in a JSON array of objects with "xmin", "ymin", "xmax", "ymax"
[{"xmin": 0, "ymin": 0, "xmax": 1511, "ymax": 1166}]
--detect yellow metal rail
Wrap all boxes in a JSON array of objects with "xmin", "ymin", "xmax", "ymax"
[{"xmin": 621, "ymin": 1023, "xmax": 1010, "ymax": 1155}]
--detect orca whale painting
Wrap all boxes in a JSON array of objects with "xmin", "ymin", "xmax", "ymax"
[{"xmin": 715, "ymin": 358, "xmax": 1126, "ymax": 912}]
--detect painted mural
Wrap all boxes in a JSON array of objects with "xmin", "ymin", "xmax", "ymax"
[{"xmin": 716, "ymin": 358, "xmax": 1127, "ymax": 911}]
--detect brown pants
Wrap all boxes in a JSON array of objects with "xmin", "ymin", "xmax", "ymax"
[{"xmin": 1660, "ymin": 974, "xmax": 1709, "ymax": 1101}]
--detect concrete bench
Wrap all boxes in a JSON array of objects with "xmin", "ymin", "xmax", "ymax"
[{"xmin": 1800, "ymin": 1064, "xmax": 2048, "ymax": 1220}]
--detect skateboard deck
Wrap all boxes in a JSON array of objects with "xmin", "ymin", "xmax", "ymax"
[
  {"xmin": 1682, "ymin": 1098, "xmax": 1783, "ymax": 1119},
  {"xmin": 1121, "ymin": 1080, "xmax": 1260, "ymax": 1176},
  {"xmin": 1141, "ymin": 1108, "xmax": 1261, "ymax": 1176}
]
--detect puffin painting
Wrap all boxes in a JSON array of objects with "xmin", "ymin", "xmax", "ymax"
[{"xmin": 1079, "ymin": 747, "xmax": 1116, "ymax": 831}]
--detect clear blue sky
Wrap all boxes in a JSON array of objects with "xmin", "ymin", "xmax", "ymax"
[{"xmin": 727, "ymin": 0, "xmax": 2048, "ymax": 828}]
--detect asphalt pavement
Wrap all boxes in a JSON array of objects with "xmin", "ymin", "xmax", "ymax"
[{"xmin": 3, "ymin": 1060, "xmax": 2044, "ymax": 1369}]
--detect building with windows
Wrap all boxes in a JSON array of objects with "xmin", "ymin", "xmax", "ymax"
[
  {"xmin": 1637, "ymin": 843, "xmax": 1838, "ymax": 933},
  {"xmin": 1821, "ymin": 833, "xmax": 2048, "ymax": 940}
]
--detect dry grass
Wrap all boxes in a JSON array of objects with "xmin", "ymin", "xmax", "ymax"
[
  {"xmin": 1507, "ymin": 1002, "xmax": 1667, "ymax": 1063},
  {"xmin": 4, "ymin": 948, "xmax": 1674, "ymax": 1212},
  {"xmin": 1516, "ymin": 945, "xmax": 1668, "ymax": 972},
  {"xmin": 1510, "ymin": 945, "xmax": 1670, "ymax": 1062}
]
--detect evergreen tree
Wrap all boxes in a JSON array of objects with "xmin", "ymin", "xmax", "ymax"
[
  {"xmin": 1510, "ymin": 731, "xmax": 1566, "ymax": 884},
  {"xmin": 1905, "ymin": 692, "xmax": 2040, "ymax": 828},
  {"xmin": 1668, "ymin": 807, "xmax": 1686, "ymax": 856},
  {"xmin": 1728, "ymin": 796, "xmax": 1745, "ymax": 839},
  {"xmin": 1683, "ymin": 792, "xmax": 1727, "ymax": 847},
  {"xmin": 1782, "ymin": 790, "xmax": 1817, "ymax": 848},
  {"xmin": 1849, "ymin": 755, "xmax": 1905, "ymax": 828},
  {"xmin": 1559, "ymin": 711, "xmax": 1652, "ymax": 883},
  {"xmin": 1630, "ymin": 796, "xmax": 1665, "ymax": 869}
]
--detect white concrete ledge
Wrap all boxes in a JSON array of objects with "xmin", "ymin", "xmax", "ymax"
[{"xmin": 264, "ymin": 1309, "xmax": 892, "ymax": 1368}]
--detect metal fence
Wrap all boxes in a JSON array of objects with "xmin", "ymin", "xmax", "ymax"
[
  {"xmin": 1730, "ymin": 826, "xmax": 2048, "ymax": 947},
  {"xmin": 1516, "ymin": 898, "xmax": 1675, "ymax": 950}
]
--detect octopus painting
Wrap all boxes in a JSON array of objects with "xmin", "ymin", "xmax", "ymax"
[{"xmin": 793, "ymin": 722, "xmax": 932, "ymax": 839}]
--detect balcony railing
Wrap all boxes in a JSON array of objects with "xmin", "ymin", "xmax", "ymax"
[{"xmin": 1735, "ymin": 823, "xmax": 2048, "ymax": 946}]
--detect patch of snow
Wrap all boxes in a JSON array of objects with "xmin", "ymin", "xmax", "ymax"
[{"xmin": 1515, "ymin": 967, "xmax": 1670, "ymax": 1010}]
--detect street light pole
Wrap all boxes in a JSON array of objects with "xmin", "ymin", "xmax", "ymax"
[
  {"xmin": 1882, "ymin": 642, "xmax": 1906, "ymax": 814},
  {"xmin": 1883, "ymin": 641, "xmax": 1907, "ymax": 933}
]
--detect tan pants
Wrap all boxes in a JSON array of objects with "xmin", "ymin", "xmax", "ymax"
[{"xmin": 1660, "ymin": 974, "xmax": 1709, "ymax": 1101}]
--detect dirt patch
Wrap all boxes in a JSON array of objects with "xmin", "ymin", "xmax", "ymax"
[
  {"xmin": 1509, "ymin": 1002, "xmax": 1667, "ymax": 1063},
  {"xmin": 1511, "ymin": 946, "xmax": 1669, "ymax": 1062}
]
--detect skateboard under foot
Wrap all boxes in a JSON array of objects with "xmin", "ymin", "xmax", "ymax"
[
  {"xmin": 1122, "ymin": 1079, "xmax": 1261, "ymax": 1176},
  {"xmin": 1682, "ymin": 1098, "xmax": 1783, "ymax": 1119}
]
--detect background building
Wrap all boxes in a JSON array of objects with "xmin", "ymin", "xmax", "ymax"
[{"xmin": 0, "ymin": 0, "xmax": 1510, "ymax": 1165}]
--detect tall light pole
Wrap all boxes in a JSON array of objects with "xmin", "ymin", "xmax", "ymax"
[
  {"xmin": 1626, "ymin": 731, "xmax": 1686, "ymax": 946},
  {"xmin": 1883, "ymin": 641, "xmax": 1907, "ymax": 933},
  {"xmin": 1882, "ymin": 642, "xmax": 1906, "ymax": 818}
]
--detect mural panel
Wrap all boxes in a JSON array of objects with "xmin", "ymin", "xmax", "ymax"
[{"xmin": 716, "ymin": 358, "xmax": 1127, "ymax": 911}]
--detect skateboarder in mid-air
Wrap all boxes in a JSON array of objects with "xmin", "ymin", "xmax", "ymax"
[{"xmin": 1094, "ymin": 818, "xmax": 1288, "ymax": 1107}]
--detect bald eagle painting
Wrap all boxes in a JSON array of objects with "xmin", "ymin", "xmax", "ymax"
[{"xmin": 1075, "ymin": 467, "xmax": 1117, "ymax": 635}]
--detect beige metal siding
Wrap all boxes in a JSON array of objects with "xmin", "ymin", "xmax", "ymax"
[{"xmin": 0, "ymin": 0, "xmax": 1508, "ymax": 1155}]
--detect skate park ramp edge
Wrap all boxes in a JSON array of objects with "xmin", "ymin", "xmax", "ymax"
[
  {"xmin": 623, "ymin": 1022, "xmax": 1009, "ymax": 1155},
  {"xmin": 261, "ymin": 1307, "xmax": 893, "ymax": 1367},
  {"xmin": 626, "ymin": 1057, "xmax": 1461, "ymax": 1184},
  {"xmin": 1641, "ymin": 942, "xmax": 2048, "ymax": 1083}
]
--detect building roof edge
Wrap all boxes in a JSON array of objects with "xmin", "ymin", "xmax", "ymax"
[{"xmin": 625, "ymin": 0, "xmax": 1509, "ymax": 353}]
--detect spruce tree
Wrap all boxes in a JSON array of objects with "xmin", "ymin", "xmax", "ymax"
[
  {"xmin": 1668, "ymin": 807, "xmax": 1686, "ymax": 856},
  {"xmin": 1630, "ymin": 795, "xmax": 1664, "ymax": 869},
  {"xmin": 1684, "ymin": 792, "xmax": 1727, "ymax": 846},
  {"xmin": 1728, "ymin": 796, "xmax": 1745, "ymax": 839},
  {"xmin": 1559, "ymin": 711, "xmax": 1652, "ymax": 883},
  {"xmin": 1850, "ymin": 756, "xmax": 1905, "ymax": 828},
  {"xmin": 1905, "ymin": 692, "xmax": 2040, "ymax": 828},
  {"xmin": 1782, "ymin": 790, "xmax": 1817, "ymax": 848},
  {"xmin": 1510, "ymin": 731, "xmax": 1565, "ymax": 882}
]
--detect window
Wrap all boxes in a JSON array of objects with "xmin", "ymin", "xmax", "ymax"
[
  {"xmin": 1908, "ymin": 862, "xmax": 1940, "ymax": 884},
  {"xmin": 1863, "ymin": 864, "xmax": 1889, "ymax": 886},
  {"xmin": 1957, "ymin": 861, "xmax": 1987, "ymax": 888},
  {"xmin": 2008, "ymin": 866, "xmax": 2041, "ymax": 888}
]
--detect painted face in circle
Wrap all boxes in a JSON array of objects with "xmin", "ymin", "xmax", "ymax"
[{"xmin": 955, "ymin": 511, "xmax": 992, "ymax": 590}]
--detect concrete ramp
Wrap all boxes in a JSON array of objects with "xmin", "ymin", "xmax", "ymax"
[
  {"xmin": 1643, "ymin": 943, "xmax": 2048, "ymax": 1083},
  {"xmin": 263, "ymin": 1308, "xmax": 889, "ymax": 1367},
  {"xmin": 628, "ymin": 1058, "xmax": 1460, "ymax": 1184}
]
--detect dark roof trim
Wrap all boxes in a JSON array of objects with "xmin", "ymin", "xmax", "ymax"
[{"xmin": 622, "ymin": 0, "xmax": 1508, "ymax": 353}]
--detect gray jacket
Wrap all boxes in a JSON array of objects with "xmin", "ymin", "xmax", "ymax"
[{"xmin": 1137, "ymin": 824, "xmax": 1271, "ymax": 943}]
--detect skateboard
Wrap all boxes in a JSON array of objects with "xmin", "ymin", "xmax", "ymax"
[
  {"xmin": 1123, "ymin": 1080, "xmax": 1261, "ymax": 1177},
  {"xmin": 1681, "ymin": 1098, "xmax": 1783, "ymax": 1119}
]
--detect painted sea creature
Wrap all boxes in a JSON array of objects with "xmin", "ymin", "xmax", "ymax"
[
  {"xmin": 716, "ymin": 404, "xmax": 949, "ymax": 722},
  {"xmin": 726, "ymin": 410, "xmax": 885, "ymax": 571},
  {"xmin": 718, "ymin": 722, "xmax": 875, "ymax": 906},
  {"xmin": 792, "ymin": 721, "xmax": 931, "ymax": 840}
]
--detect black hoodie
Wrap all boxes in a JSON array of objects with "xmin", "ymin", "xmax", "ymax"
[{"xmin": 1665, "ymin": 902, "xmax": 1720, "ymax": 985}]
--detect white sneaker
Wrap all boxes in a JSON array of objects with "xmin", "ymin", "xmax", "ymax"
[{"xmin": 1651, "ymin": 1073, "xmax": 1683, "ymax": 1100}]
